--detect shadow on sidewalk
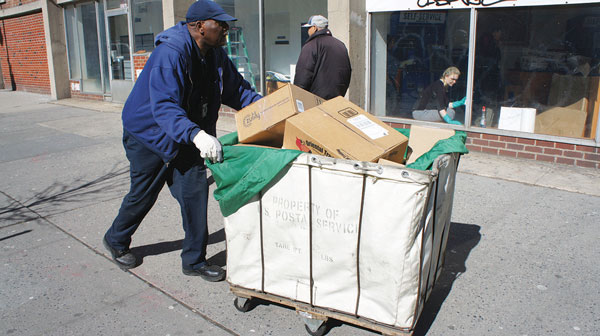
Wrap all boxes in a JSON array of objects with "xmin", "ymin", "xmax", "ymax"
[
  {"xmin": 0, "ymin": 164, "xmax": 128, "ymax": 223},
  {"xmin": 130, "ymin": 239, "xmax": 182, "ymax": 261},
  {"xmin": 412, "ymin": 222, "xmax": 482, "ymax": 336},
  {"xmin": 129, "ymin": 229, "xmax": 227, "ymax": 267}
]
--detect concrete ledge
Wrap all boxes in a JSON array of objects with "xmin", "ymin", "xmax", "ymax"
[
  {"xmin": 50, "ymin": 98, "xmax": 123, "ymax": 114},
  {"xmin": 0, "ymin": 1, "xmax": 42, "ymax": 19}
]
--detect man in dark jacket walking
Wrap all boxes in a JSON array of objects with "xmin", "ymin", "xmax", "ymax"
[
  {"xmin": 293, "ymin": 15, "xmax": 352, "ymax": 100},
  {"xmin": 102, "ymin": 0, "xmax": 261, "ymax": 282}
]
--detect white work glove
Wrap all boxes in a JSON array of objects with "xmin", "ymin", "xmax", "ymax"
[{"xmin": 192, "ymin": 130, "xmax": 223, "ymax": 163}]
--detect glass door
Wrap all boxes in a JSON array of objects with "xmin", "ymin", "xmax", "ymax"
[
  {"xmin": 105, "ymin": 2, "xmax": 133, "ymax": 102},
  {"xmin": 64, "ymin": 1, "xmax": 110, "ymax": 95},
  {"xmin": 107, "ymin": 13, "xmax": 132, "ymax": 80}
]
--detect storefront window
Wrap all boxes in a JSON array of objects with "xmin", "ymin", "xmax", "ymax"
[
  {"xmin": 106, "ymin": 0, "xmax": 127, "ymax": 10},
  {"xmin": 474, "ymin": 5, "xmax": 600, "ymax": 139},
  {"xmin": 64, "ymin": 3, "xmax": 104, "ymax": 93},
  {"xmin": 132, "ymin": 0, "xmax": 163, "ymax": 53},
  {"xmin": 65, "ymin": 7, "xmax": 81, "ymax": 80},
  {"xmin": 370, "ymin": 4, "xmax": 600, "ymax": 140},
  {"xmin": 264, "ymin": 0, "xmax": 327, "ymax": 94},
  {"xmin": 370, "ymin": 10, "xmax": 471, "ymax": 124},
  {"xmin": 214, "ymin": 0, "xmax": 261, "ymax": 92},
  {"xmin": 98, "ymin": 3, "xmax": 110, "ymax": 93}
]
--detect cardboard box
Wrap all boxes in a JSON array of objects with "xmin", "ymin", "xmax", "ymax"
[
  {"xmin": 377, "ymin": 158, "xmax": 405, "ymax": 167},
  {"xmin": 406, "ymin": 125, "xmax": 455, "ymax": 165},
  {"xmin": 534, "ymin": 106, "xmax": 587, "ymax": 138},
  {"xmin": 235, "ymin": 83, "xmax": 324, "ymax": 146},
  {"xmin": 233, "ymin": 143, "xmax": 280, "ymax": 149},
  {"xmin": 282, "ymin": 97, "xmax": 408, "ymax": 163}
]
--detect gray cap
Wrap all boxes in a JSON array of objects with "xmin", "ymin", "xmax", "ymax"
[{"xmin": 302, "ymin": 15, "xmax": 328, "ymax": 29}]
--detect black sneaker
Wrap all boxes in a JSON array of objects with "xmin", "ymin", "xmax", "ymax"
[
  {"xmin": 182, "ymin": 264, "xmax": 225, "ymax": 282},
  {"xmin": 103, "ymin": 236, "xmax": 137, "ymax": 269}
]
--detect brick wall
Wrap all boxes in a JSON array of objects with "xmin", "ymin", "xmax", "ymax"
[
  {"xmin": 0, "ymin": 12, "xmax": 51, "ymax": 94},
  {"xmin": 133, "ymin": 54, "xmax": 150, "ymax": 80},
  {"xmin": 389, "ymin": 122, "xmax": 600, "ymax": 169},
  {"xmin": 1, "ymin": 0, "xmax": 39, "ymax": 7},
  {"xmin": 466, "ymin": 133, "xmax": 600, "ymax": 168},
  {"xmin": 71, "ymin": 91, "xmax": 104, "ymax": 100}
]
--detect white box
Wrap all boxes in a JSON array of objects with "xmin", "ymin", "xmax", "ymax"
[{"xmin": 498, "ymin": 107, "xmax": 536, "ymax": 133}]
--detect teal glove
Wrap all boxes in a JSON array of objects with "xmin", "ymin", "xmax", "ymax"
[
  {"xmin": 443, "ymin": 114, "xmax": 463, "ymax": 125},
  {"xmin": 452, "ymin": 96, "xmax": 466, "ymax": 108}
]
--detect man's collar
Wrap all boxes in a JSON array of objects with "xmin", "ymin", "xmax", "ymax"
[{"xmin": 307, "ymin": 28, "xmax": 331, "ymax": 42}]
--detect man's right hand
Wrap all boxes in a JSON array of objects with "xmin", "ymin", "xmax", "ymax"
[{"xmin": 192, "ymin": 131, "xmax": 223, "ymax": 163}]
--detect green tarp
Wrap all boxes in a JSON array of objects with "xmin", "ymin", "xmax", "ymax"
[{"xmin": 207, "ymin": 129, "xmax": 468, "ymax": 217}]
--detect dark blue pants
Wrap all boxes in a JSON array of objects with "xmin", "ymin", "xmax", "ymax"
[{"xmin": 105, "ymin": 130, "xmax": 209, "ymax": 270}]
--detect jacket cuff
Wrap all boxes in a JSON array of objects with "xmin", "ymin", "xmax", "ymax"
[{"xmin": 190, "ymin": 128, "xmax": 201, "ymax": 143}]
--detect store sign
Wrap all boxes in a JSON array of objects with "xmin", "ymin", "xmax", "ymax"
[
  {"xmin": 398, "ymin": 12, "xmax": 446, "ymax": 23},
  {"xmin": 416, "ymin": 0, "xmax": 516, "ymax": 8},
  {"xmin": 367, "ymin": 0, "xmax": 596, "ymax": 12}
]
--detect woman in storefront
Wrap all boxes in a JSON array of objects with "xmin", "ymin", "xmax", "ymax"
[{"xmin": 412, "ymin": 66, "xmax": 465, "ymax": 125}]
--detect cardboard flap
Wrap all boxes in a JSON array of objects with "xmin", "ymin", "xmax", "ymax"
[{"xmin": 406, "ymin": 125, "xmax": 455, "ymax": 165}]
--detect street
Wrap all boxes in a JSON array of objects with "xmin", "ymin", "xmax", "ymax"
[{"xmin": 1, "ymin": 90, "xmax": 599, "ymax": 336}]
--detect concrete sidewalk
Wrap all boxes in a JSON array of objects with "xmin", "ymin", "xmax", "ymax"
[
  {"xmin": 2, "ymin": 91, "xmax": 599, "ymax": 336},
  {"xmin": 53, "ymin": 96, "xmax": 600, "ymax": 197}
]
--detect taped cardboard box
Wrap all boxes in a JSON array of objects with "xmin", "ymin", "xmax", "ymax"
[
  {"xmin": 406, "ymin": 125, "xmax": 455, "ymax": 164},
  {"xmin": 282, "ymin": 97, "xmax": 408, "ymax": 163},
  {"xmin": 235, "ymin": 83, "xmax": 324, "ymax": 146}
]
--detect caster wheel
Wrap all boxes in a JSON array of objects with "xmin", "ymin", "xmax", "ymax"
[
  {"xmin": 304, "ymin": 322, "xmax": 327, "ymax": 336},
  {"xmin": 233, "ymin": 297, "xmax": 252, "ymax": 312}
]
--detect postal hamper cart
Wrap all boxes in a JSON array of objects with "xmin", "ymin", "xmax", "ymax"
[{"xmin": 222, "ymin": 150, "xmax": 460, "ymax": 336}]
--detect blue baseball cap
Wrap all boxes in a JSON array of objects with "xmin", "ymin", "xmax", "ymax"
[{"xmin": 186, "ymin": 0, "xmax": 237, "ymax": 23}]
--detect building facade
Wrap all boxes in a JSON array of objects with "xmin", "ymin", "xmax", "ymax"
[{"xmin": 0, "ymin": 0, "xmax": 598, "ymax": 168}]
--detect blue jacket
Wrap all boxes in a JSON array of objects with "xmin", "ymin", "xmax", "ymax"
[{"xmin": 122, "ymin": 22, "xmax": 261, "ymax": 162}]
